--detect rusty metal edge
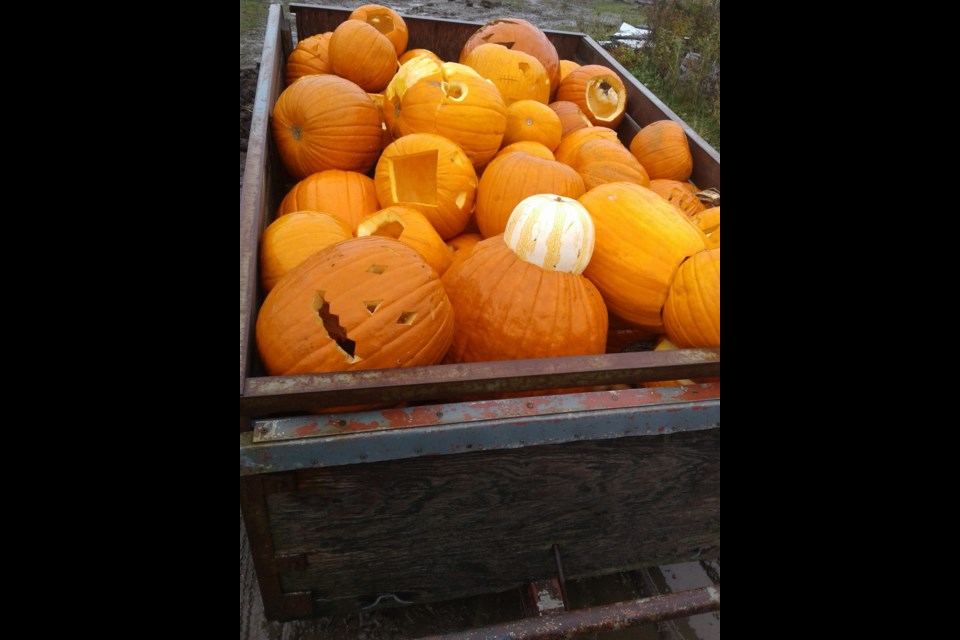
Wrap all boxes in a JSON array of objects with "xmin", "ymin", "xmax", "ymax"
[{"xmin": 415, "ymin": 585, "xmax": 720, "ymax": 640}]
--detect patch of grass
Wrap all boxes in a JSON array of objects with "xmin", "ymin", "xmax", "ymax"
[{"xmin": 240, "ymin": 0, "xmax": 269, "ymax": 35}]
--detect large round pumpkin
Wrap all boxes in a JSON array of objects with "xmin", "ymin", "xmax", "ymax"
[
  {"xmin": 256, "ymin": 236, "xmax": 455, "ymax": 375},
  {"xmin": 259, "ymin": 211, "xmax": 353, "ymax": 293},
  {"xmin": 629, "ymin": 120, "xmax": 693, "ymax": 181},
  {"xmin": 285, "ymin": 32, "xmax": 332, "ymax": 86},
  {"xmin": 276, "ymin": 169, "xmax": 380, "ymax": 230},
  {"xmin": 475, "ymin": 150, "xmax": 585, "ymax": 238},
  {"xmin": 662, "ymin": 248, "xmax": 720, "ymax": 348},
  {"xmin": 271, "ymin": 75, "xmax": 382, "ymax": 179},
  {"xmin": 459, "ymin": 18, "xmax": 561, "ymax": 96},
  {"xmin": 374, "ymin": 132, "xmax": 479, "ymax": 240},
  {"xmin": 580, "ymin": 182, "xmax": 708, "ymax": 332},
  {"xmin": 392, "ymin": 62, "xmax": 508, "ymax": 169},
  {"xmin": 328, "ymin": 19, "xmax": 399, "ymax": 93},
  {"xmin": 442, "ymin": 236, "xmax": 607, "ymax": 363}
]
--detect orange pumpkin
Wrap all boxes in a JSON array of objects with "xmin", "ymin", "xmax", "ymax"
[
  {"xmin": 475, "ymin": 150, "xmax": 585, "ymax": 238},
  {"xmin": 392, "ymin": 62, "xmax": 508, "ymax": 169},
  {"xmin": 555, "ymin": 65, "xmax": 627, "ymax": 128},
  {"xmin": 629, "ymin": 120, "xmax": 693, "ymax": 181},
  {"xmin": 561, "ymin": 138, "xmax": 651, "ymax": 190},
  {"xmin": 549, "ymin": 101, "xmax": 593, "ymax": 138},
  {"xmin": 349, "ymin": 4, "xmax": 409, "ymax": 57},
  {"xmin": 276, "ymin": 169, "xmax": 380, "ymax": 230},
  {"xmin": 459, "ymin": 19, "xmax": 561, "ymax": 96},
  {"xmin": 285, "ymin": 32, "xmax": 332, "ymax": 86},
  {"xmin": 446, "ymin": 232, "xmax": 484, "ymax": 272},
  {"xmin": 580, "ymin": 182, "xmax": 708, "ymax": 332},
  {"xmin": 502, "ymin": 100, "xmax": 563, "ymax": 150},
  {"xmin": 382, "ymin": 55, "xmax": 445, "ymax": 139},
  {"xmin": 366, "ymin": 92, "xmax": 394, "ymax": 150},
  {"xmin": 398, "ymin": 48, "xmax": 443, "ymax": 65},
  {"xmin": 441, "ymin": 236, "xmax": 607, "ymax": 363},
  {"xmin": 356, "ymin": 206, "xmax": 453, "ymax": 276},
  {"xmin": 462, "ymin": 43, "xmax": 551, "ymax": 105},
  {"xmin": 662, "ymin": 248, "xmax": 720, "ymax": 348},
  {"xmin": 328, "ymin": 19, "xmax": 399, "ymax": 93},
  {"xmin": 649, "ymin": 179, "xmax": 705, "ymax": 216},
  {"xmin": 271, "ymin": 75, "xmax": 382, "ymax": 179},
  {"xmin": 559, "ymin": 59, "xmax": 581, "ymax": 84},
  {"xmin": 259, "ymin": 211, "xmax": 353, "ymax": 293},
  {"xmin": 374, "ymin": 132, "xmax": 479, "ymax": 240},
  {"xmin": 256, "ymin": 236, "xmax": 454, "ymax": 375},
  {"xmin": 496, "ymin": 141, "xmax": 556, "ymax": 160},
  {"xmin": 553, "ymin": 126, "xmax": 620, "ymax": 165}
]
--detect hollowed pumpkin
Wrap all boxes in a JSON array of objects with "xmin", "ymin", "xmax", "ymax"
[
  {"xmin": 349, "ymin": 4, "xmax": 409, "ymax": 57},
  {"xmin": 462, "ymin": 43, "xmax": 551, "ymax": 105},
  {"xmin": 459, "ymin": 18, "xmax": 561, "ymax": 97},
  {"xmin": 555, "ymin": 65, "xmax": 627, "ymax": 128},
  {"xmin": 256, "ymin": 236, "xmax": 454, "ymax": 375},
  {"xmin": 356, "ymin": 206, "xmax": 453, "ymax": 276}
]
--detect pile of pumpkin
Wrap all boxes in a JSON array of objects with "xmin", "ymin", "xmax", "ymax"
[{"xmin": 255, "ymin": 4, "xmax": 719, "ymax": 386}]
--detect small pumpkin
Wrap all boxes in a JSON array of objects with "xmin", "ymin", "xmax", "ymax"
[
  {"xmin": 462, "ymin": 43, "xmax": 551, "ymax": 105},
  {"xmin": 285, "ymin": 32, "xmax": 333, "ymax": 86},
  {"xmin": 356, "ymin": 206, "xmax": 453, "ymax": 276},
  {"xmin": 348, "ymin": 4, "xmax": 409, "ymax": 57},
  {"xmin": 328, "ymin": 19, "xmax": 399, "ymax": 93},
  {"xmin": 502, "ymin": 99, "xmax": 563, "ymax": 150},
  {"xmin": 503, "ymin": 194, "xmax": 595, "ymax": 274},
  {"xmin": 276, "ymin": 169, "xmax": 380, "ymax": 230},
  {"xmin": 475, "ymin": 150, "xmax": 585, "ymax": 238},
  {"xmin": 459, "ymin": 18, "xmax": 561, "ymax": 96},
  {"xmin": 256, "ymin": 236, "xmax": 454, "ymax": 375},
  {"xmin": 555, "ymin": 65, "xmax": 627, "ymax": 128},
  {"xmin": 580, "ymin": 182, "xmax": 708, "ymax": 332},
  {"xmin": 259, "ymin": 211, "xmax": 353, "ymax": 293},
  {"xmin": 662, "ymin": 248, "xmax": 720, "ymax": 348},
  {"xmin": 271, "ymin": 75, "xmax": 382, "ymax": 179},
  {"xmin": 629, "ymin": 120, "xmax": 693, "ymax": 181},
  {"xmin": 374, "ymin": 132, "xmax": 479, "ymax": 240}
]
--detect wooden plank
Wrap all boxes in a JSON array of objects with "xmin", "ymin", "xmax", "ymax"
[
  {"xmin": 240, "ymin": 4, "xmax": 284, "ymax": 400},
  {"xmin": 263, "ymin": 429, "xmax": 719, "ymax": 612}
]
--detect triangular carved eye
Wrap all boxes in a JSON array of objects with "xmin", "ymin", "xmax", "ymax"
[
  {"xmin": 367, "ymin": 264, "xmax": 387, "ymax": 274},
  {"xmin": 396, "ymin": 311, "xmax": 417, "ymax": 325},
  {"xmin": 365, "ymin": 300, "xmax": 384, "ymax": 315}
]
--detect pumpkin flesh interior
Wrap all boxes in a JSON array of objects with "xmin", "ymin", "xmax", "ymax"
[
  {"xmin": 387, "ymin": 150, "xmax": 439, "ymax": 206},
  {"xmin": 366, "ymin": 11, "xmax": 396, "ymax": 35},
  {"xmin": 586, "ymin": 77, "xmax": 622, "ymax": 121}
]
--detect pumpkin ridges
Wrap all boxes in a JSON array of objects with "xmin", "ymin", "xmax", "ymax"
[{"xmin": 665, "ymin": 249, "xmax": 720, "ymax": 347}]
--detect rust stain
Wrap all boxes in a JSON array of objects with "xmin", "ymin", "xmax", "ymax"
[
  {"xmin": 293, "ymin": 421, "xmax": 319, "ymax": 436},
  {"xmin": 343, "ymin": 418, "xmax": 381, "ymax": 431},
  {"xmin": 410, "ymin": 405, "xmax": 443, "ymax": 425},
  {"xmin": 381, "ymin": 408, "xmax": 411, "ymax": 428}
]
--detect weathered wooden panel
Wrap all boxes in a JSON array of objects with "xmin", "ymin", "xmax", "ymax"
[{"xmin": 263, "ymin": 429, "xmax": 719, "ymax": 611}]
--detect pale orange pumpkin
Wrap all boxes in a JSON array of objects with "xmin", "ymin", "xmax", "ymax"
[
  {"xmin": 374, "ymin": 132, "xmax": 479, "ymax": 240},
  {"xmin": 276, "ymin": 169, "xmax": 380, "ymax": 230},
  {"xmin": 649, "ymin": 179, "xmax": 705, "ymax": 216},
  {"xmin": 459, "ymin": 19, "xmax": 561, "ymax": 96},
  {"xmin": 549, "ymin": 100, "xmax": 593, "ymax": 138},
  {"xmin": 391, "ymin": 62, "xmax": 507, "ymax": 169},
  {"xmin": 662, "ymin": 248, "xmax": 720, "ymax": 348},
  {"xmin": 502, "ymin": 100, "xmax": 563, "ymax": 150},
  {"xmin": 629, "ymin": 120, "xmax": 694, "ymax": 181},
  {"xmin": 328, "ymin": 19, "xmax": 399, "ymax": 93},
  {"xmin": 475, "ymin": 150, "xmax": 585, "ymax": 238},
  {"xmin": 256, "ymin": 236, "xmax": 455, "ymax": 375},
  {"xmin": 271, "ymin": 75, "xmax": 382, "ymax": 179},
  {"xmin": 555, "ymin": 65, "xmax": 627, "ymax": 128},
  {"xmin": 441, "ymin": 236, "xmax": 607, "ymax": 363},
  {"xmin": 462, "ymin": 43, "xmax": 551, "ymax": 105},
  {"xmin": 580, "ymin": 182, "xmax": 708, "ymax": 332},
  {"xmin": 349, "ymin": 4, "xmax": 409, "ymax": 57},
  {"xmin": 259, "ymin": 211, "xmax": 354, "ymax": 292},
  {"xmin": 285, "ymin": 32, "xmax": 332, "ymax": 86},
  {"xmin": 356, "ymin": 206, "xmax": 453, "ymax": 276}
]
